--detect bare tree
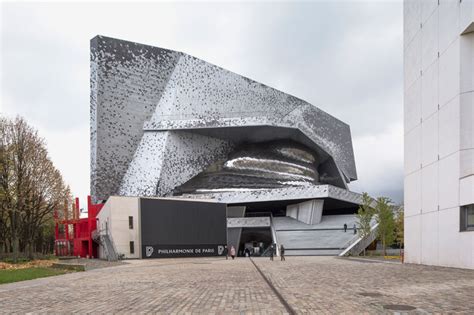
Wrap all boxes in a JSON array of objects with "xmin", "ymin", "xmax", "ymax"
[
  {"xmin": 0, "ymin": 116, "xmax": 70, "ymax": 261},
  {"xmin": 0, "ymin": 117, "xmax": 11, "ymax": 254}
]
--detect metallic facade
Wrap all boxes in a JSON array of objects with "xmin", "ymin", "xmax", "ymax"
[
  {"xmin": 175, "ymin": 141, "xmax": 320, "ymax": 194},
  {"xmin": 91, "ymin": 35, "xmax": 358, "ymax": 202}
]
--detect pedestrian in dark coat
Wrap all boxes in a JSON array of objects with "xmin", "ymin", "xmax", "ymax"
[
  {"xmin": 280, "ymin": 245, "xmax": 285, "ymax": 261},
  {"xmin": 244, "ymin": 247, "xmax": 250, "ymax": 257}
]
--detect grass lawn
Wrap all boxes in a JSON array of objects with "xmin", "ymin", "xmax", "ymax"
[{"xmin": 0, "ymin": 267, "xmax": 68, "ymax": 284}]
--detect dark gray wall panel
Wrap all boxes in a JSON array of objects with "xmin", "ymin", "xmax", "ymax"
[{"xmin": 140, "ymin": 198, "xmax": 227, "ymax": 258}]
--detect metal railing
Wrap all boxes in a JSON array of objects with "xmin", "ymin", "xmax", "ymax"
[
  {"xmin": 243, "ymin": 211, "xmax": 280, "ymax": 256},
  {"xmin": 92, "ymin": 228, "xmax": 119, "ymax": 261},
  {"xmin": 269, "ymin": 213, "xmax": 280, "ymax": 256},
  {"xmin": 339, "ymin": 222, "xmax": 379, "ymax": 257},
  {"xmin": 245, "ymin": 211, "xmax": 272, "ymax": 217}
]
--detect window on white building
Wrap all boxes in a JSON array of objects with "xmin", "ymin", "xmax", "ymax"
[
  {"xmin": 130, "ymin": 241, "xmax": 135, "ymax": 254},
  {"xmin": 460, "ymin": 205, "xmax": 474, "ymax": 231}
]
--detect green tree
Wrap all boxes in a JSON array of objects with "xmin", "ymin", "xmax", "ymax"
[
  {"xmin": 375, "ymin": 197, "xmax": 395, "ymax": 256},
  {"xmin": 394, "ymin": 205, "xmax": 404, "ymax": 256},
  {"xmin": 356, "ymin": 192, "xmax": 374, "ymax": 256}
]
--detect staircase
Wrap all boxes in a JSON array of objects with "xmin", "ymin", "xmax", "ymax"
[
  {"xmin": 338, "ymin": 223, "xmax": 379, "ymax": 257},
  {"xmin": 92, "ymin": 229, "xmax": 119, "ymax": 261},
  {"xmin": 270, "ymin": 214, "xmax": 280, "ymax": 256},
  {"xmin": 273, "ymin": 215, "xmax": 378, "ymax": 256},
  {"xmin": 238, "ymin": 212, "xmax": 280, "ymax": 256},
  {"xmin": 276, "ymin": 229, "xmax": 355, "ymax": 256},
  {"xmin": 260, "ymin": 245, "xmax": 275, "ymax": 257},
  {"xmin": 273, "ymin": 215, "xmax": 358, "ymax": 256}
]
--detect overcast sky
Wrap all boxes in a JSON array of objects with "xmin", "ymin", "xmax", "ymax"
[{"xmin": 0, "ymin": 1, "xmax": 403, "ymax": 206}]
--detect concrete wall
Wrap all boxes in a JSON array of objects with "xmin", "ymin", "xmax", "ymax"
[
  {"xmin": 227, "ymin": 217, "xmax": 271, "ymax": 228},
  {"xmin": 404, "ymin": 0, "xmax": 474, "ymax": 269},
  {"xmin": 286, "ymin": 199, "xmax": 324, "ymax": 225},
  {"xmin": 97, "ymin": 196, "xmax": 141, "ymax": 259},
  {"xmin": 96, "ymin": 200, "xmax": 111, "ymax": 260},
  {"xmin": 227, "ymin": 228, "xmax": 242, "ymax": 255},
  {"xmin": 226, "ymin": 206, "xmax": 245, "ymax": 255}
]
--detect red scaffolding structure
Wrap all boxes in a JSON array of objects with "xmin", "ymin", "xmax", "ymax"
[{"xmin": 54, "ymin": 196, "xmax": 104, "ymax": 258}]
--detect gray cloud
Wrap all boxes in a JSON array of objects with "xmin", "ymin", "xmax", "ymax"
[{"xmin": 1, "ymin": 1, "xmax": 403, "ymax": 203}]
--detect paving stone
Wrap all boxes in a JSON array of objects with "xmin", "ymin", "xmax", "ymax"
[
  {"xmin": 0, "ymin": 256, "xmax": 473, "ymax": 314},
  {"xmin": 253, "ymin": 256, "xmax": 474, "ymax": 314},
  {"xmin": 0, "ymin": 258, "xmax": 284, "ymax": 314}
]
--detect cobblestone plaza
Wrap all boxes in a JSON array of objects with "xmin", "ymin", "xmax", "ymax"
[{"xmin": 1, "ymin": 256, "xmax": 473, "ymax": 314}]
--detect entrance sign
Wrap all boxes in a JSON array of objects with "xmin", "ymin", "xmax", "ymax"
[{"xmin": 143, "ymin": 244, "xmax": 226, "ymax": 258}]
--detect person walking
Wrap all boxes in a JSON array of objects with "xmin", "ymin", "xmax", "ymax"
[
  {"xmin": 343, "ymin": 223, "xmax": 347, "ymax": 232},
  {"xmin": 230, "ymin": 245, "xmax": 236, "ymax": 260},
  {"xmin": 270, "ymin": 244, "xmax": 274, "ymax": 261},
  {"xmin": 224, "ymin": 245, "xmax": 228, "ymax": 260},
  {"xmin": 280, "ymin": 244, "xmax": 285, "ymax": 261},
  {"xmin": 353, "ymin": 224, "xmax": 357, "ymax": 234}
]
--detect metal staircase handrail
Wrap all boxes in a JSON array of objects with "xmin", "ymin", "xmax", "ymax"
[
  {"xmin": 91, "ymin": 229, "xmax": 100, "ymax": 242},
  {"xmin": 339, "ymin": 222, "xmax": 379, "ymax": 257},
  {"xmin": 102, "ymin": 234, "xmax": 118, "ymax": 261},
  {"xmin": 340, "ymin": 232, "xmax": 361, "ymax": 250},
  {"xmin": 269, "ymin": 212, "xmax": 280, "ymax": 256},
  {"xmin": 106, "ymin": 229, "xmax": 119, "ymax": 260},
  {"xmin": 93, "ymin": 228, "xmax": 119, "ymax": 261},
  {"xmin": 260, "ymin": 245, "xmax": 274, "ymax": 257},
  {"xmin": 242, "ymin": 212, "xmax": 279, "ymax": 256}
]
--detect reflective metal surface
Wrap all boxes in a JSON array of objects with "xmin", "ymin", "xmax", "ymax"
[
  {"xmin": 174, "ymin": 141, "xmax": 320, "ymax": 194},
  {"xmin": 92, "ymin": 36, "xmax": 357, "ymax": 201}
]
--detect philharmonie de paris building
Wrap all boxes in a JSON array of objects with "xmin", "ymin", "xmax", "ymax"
[{"xmin": 89, "ymin": 35, "xmax": 374, "ymax": 260}]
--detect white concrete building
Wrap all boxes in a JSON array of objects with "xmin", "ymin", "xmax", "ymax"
[
  {"xmin": 96, "ymin": 196, "xmax": 141, "ymax": 259},
  {"xmin": 404, "ymin": 0, "xmax": 474, "ymax": 269}
]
